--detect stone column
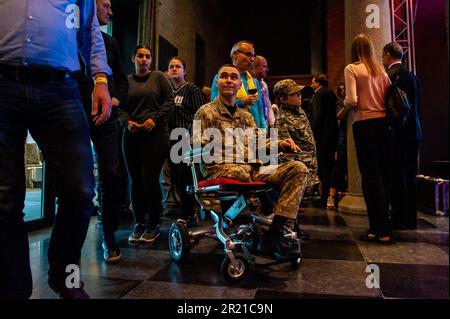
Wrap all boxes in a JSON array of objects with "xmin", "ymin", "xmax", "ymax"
[
  {"xmin": 338, "ymin": 110, "xmax": 367, "ymax": 213},
  {"xmin": 344, "ymin": 0, "xmax": 392, "ymax": 64},
  {"xmin": 338, "ymin": 0, "xmax": 391, "ymax": 214}
]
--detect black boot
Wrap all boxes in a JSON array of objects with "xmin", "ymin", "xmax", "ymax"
[
  {"xmin": 257, "ymin": 215, "xmax": 301, "ymax": 261},
  {"xmin": 102, "ymin": 232, "xmax": 121, "ymax": 263}
]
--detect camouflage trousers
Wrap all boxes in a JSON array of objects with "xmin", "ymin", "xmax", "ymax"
[{"xmin": 208, "ymin": 161, "xmax": 309, "ymax": 219}]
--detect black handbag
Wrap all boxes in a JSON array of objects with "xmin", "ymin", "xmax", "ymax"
[{"xmin": 384, "ymin": 78, "xmax": 410, "ymax": 124}]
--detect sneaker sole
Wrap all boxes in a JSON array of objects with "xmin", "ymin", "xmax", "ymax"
[
  {"xmin": 139, "ymin": 232, "xmax": 160, "ymax": 243},
  {"xmin": 128, "ymin": 237, "xmax": 141, "ymax": 243},
  {"xmin": 360, "ymin": 234, "xmax": 391, "ymax": 244}
]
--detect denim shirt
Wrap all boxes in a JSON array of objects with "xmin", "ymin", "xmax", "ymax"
[{"xmin": 0, "ymin": 0, "xmax": 111, "ymax": 76}]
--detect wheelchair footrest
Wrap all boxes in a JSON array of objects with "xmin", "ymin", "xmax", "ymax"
[{"xmin": 251, "ymin": 253, "xmax": 302, "ymax": 268}]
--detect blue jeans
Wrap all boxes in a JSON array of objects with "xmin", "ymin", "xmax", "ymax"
[{"xmin": 0, "ymin": 75, "xmax": 94, "ymax": 298}]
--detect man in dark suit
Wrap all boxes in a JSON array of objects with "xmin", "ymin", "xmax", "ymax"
[
  {"xmin": 383, "ymin": 42, "xmax": 423, "ymax": 230},
  {"xmin": 310, "ymin": 74, "xmax": 339, "ymax": 207}
]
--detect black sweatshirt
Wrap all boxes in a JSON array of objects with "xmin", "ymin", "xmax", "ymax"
[{"xmin": 119, "ymin": 71, "xmax": 174, "ymax": 130}]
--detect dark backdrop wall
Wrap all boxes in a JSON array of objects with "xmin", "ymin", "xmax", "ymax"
[
  {"xmin": 111, "ymin": 0, "xmax": 140, "ymax": 75},
  {"xmin": 414, "ymin": 0, "xmax": 449, "ymax": 175},
  {"xmin": 222, "ymin": 0, "xmax": 315, "ymax": 77}
]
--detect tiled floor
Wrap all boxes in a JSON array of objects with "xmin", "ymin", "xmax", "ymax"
[{"xmin": 28, "ymin": 200, "xmax": 449, "ymax": 299}]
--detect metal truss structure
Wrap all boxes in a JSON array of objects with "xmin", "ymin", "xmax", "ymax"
[{"xmin": 390, "ymin": 0, "xmax": 419, "ymax": 73}]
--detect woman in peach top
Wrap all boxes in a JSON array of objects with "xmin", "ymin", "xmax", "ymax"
[{"xmin": 344, "ymin": 34, "xmax": 392, "ymax": 243}]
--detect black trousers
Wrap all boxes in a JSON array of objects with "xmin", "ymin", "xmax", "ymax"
[
  {"xmin": 123, "ymin": 129, "xmax": 169, "ymax": 227},
  {"xmin": 390, "ymin": 123, "xmax": 419, "ymax": 228},
  {"xmin": 317, "ymin": 144, "xmax": 337, "ymax": 203},
  {"xmin": 330, "ymin": 125, "xmax": 348, "ymax": 192},
  {"xmin": 117, "ymin": 132, "xmax": 131, "ymax": 213},
  {"xmin": 353, "ymin": 118, "xmax": 393, "ymax": 236},
  {"xmin": 90, "ymin": 116, "xmax": 122, "ymax": 239}
]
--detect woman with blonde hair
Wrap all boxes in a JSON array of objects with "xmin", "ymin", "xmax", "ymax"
[{"xmin": 344, "ymin": 34, "xmax": 392, "ymax": 243}]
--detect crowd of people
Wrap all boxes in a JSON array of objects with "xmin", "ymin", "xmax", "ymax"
[{"xmin": 0, "ymin": 0, "xmax": 422, "ymax": 299}]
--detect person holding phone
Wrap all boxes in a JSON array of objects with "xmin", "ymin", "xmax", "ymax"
[
  {"xmin": 195, "ymin": 64, "xmax": 309, "ymax": 261},
  {"xmin": 210, "ymin": 41, "xmax": 266, "ymax": 128}
]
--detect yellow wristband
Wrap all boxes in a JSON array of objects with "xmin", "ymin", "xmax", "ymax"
[{"xmin": 94, "ymin": 76, "xmax": 108, "ymax": 85}]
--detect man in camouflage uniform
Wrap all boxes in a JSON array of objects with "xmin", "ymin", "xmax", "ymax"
[
  {"xmin": 193, "ymin": 64, "xmax": 309, "ymax": 260},
  {"xmin": 274, "ymin": 79, "xmax": 320, "ymax": 188}
]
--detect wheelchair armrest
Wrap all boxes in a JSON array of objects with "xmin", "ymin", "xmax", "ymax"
[{"xmin": 183, "ymin": 147, "xmax": 211, "ymax": 163}]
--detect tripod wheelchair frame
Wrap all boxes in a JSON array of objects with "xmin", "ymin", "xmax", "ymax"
[{"xmin": 168, "ymin": 148, "xmax": 303, "ymax": 283}]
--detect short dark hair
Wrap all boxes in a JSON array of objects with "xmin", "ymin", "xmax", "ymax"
[
  {"xmin": 274, "ymin": 90, "xmax": 288, "ymax": 104},
  {"xmin": 313, "ymin": 74, "xmax": 328, "ymax": 87},
  {"xmin": 383, "ymin": 42, "xmax": 404, "ymax": 60},
  {"xmin": 218, "ymin": 63, "xmax": 240, "ymax": 74},
  {"xmin": 300, "ymin": 86, "xmax": 314, "ymax": 99},
  {"xmin": 133, "ymin": 44, "xmax": 152, "ymax": 57},
  {"xmin": 168, "ymin": 56, "xmax": 187, "ymax": 69}
]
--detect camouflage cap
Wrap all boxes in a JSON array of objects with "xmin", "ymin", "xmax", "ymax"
[{"xmin": 273, "ymin": 79, "xmax": 304, "ymax": 97}]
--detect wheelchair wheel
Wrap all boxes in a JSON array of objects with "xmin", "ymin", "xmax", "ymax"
[
  {"xmin": 169, "ymin": 222, "xmax": 190, "ymax": 262},
  {"xmin": 221, "ymin": 255, "xmax": 249, "ymax": 283}
]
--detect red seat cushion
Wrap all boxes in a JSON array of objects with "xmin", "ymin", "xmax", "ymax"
[{"xmin": 198, "ymin": 178, "xmax": 267, "ymax": 188}]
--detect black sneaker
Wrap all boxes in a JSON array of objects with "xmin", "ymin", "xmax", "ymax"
[
  {"xmin": 286, "ymin": 219, "xmax": 310, "ymax": 240},
  {"xmin": 273, "ymin": 236, "xmax": 301, "ymax": 261},
  {"xmin": 128, "ymin": 223, "xmax": 146, "ymax": 243},
  {"xmin": 48, "ymin": 278, "xmax": 90, "ymax": 299},
  {"xmin": 102, "ymin": 241, "xmax": 122, "ymax": 263},
  {"xmin": 139, "ymin": 226, "xmax": 160, "ymax": 243},
  {"xmin": 257, "ymin": 232, "xmax": 301, "ymax": 261},
  {"xmin": 102, "ymin": 232, "xmax": 121, "ymax": 260}
]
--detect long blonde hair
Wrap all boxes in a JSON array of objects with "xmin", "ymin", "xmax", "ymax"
[{"xmin": 351, "ymin": 34, "xmax": 385, "ymax": 76}]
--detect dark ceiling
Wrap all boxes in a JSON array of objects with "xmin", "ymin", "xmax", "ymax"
[{"xmin": 211, "ymin": 0, "xmax": 320, "ymax": 75}]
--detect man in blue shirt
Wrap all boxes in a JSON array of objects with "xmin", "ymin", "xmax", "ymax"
[
  {"xmin": 0, "ymin": 0, "xmax": 112, "ymax": 299},
  {"xmin": 210, "ymin": 41, "xmax": 266, "ymax": 129}
]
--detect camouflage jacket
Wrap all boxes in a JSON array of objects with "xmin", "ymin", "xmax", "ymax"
[
  {"xmin": 276, "ymin": 103, "xmax": 319, "ymax": 186},
  {"xmin": 192, "ymin": 98, "xmax": 279, "ymax": 179}
]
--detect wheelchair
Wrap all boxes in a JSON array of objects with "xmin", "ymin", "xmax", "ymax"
[{"xmin": 168, "ymin": 148, "xmax": 304, "ymax": 283}]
